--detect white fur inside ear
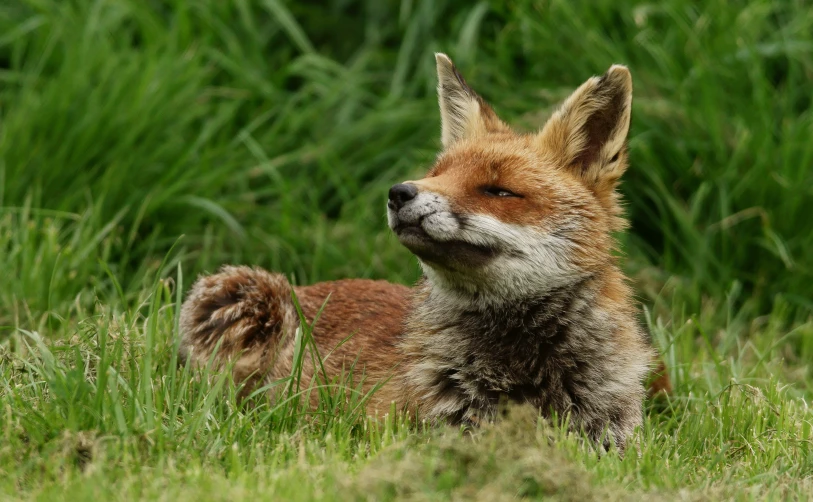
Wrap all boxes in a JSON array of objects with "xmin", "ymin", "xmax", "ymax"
[
  {"xmin": 434, "ymin": 53, "xmax": 514, "ymax": 147},
  {"xmin": 436, "ymin": 53, "xmax": 484, "ymax": 148}
]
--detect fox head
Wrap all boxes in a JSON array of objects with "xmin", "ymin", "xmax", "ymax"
[{"xmin": 387, "ymin": 53, "xmax": 634, "ymax": 302}]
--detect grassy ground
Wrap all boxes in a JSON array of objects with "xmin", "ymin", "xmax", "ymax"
[{"xmin": 2, "ymin": 0, "xmax": 813, "ymax": 499}]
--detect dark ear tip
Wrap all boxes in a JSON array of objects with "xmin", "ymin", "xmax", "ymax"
[
  {"xmin": 602, "ymin": 64, "xmax": 632, "ymax": 91},
  {"xmin": 436, "ymin": 53, "xmax": 455, "ymax": 77},
  {"xmin": 606, "ymin": 64, "xmax": 630, "ymax": 76},
  {"xmin": 435, "ymin": 52, "xmax": 474, "ymax": 95},
  {"xmin": 435, "ymin": 52, "xmax": 453, "ymax": 66},
  {"xmin": 435, "ymin": 53, "xmax": 456, "ymax": 78}
]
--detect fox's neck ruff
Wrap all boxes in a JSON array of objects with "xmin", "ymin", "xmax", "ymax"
[
  {"xmin": 419, "ymin": 259, "xmax": 593, "ymax": 311},
  {"xmin": 410, "ymin": 271, "xmax": 601, "ymax": 350}
]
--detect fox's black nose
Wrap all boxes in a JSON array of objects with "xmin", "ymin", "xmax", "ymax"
[{"xmin": 388, "ymin": 183, "xmax": 418, "ymax": 211}]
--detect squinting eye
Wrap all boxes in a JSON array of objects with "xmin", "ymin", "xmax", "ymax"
[{"xmin": 482, "ymin": 186, "xmax": 522, "ymax": 198}]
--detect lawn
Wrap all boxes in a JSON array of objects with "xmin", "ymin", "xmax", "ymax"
[{"xmin": 1, "ymin": 0, "xmax": 813, "ymax": 500}]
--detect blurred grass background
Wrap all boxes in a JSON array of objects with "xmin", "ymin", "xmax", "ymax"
[
  {"xmin": 2, "ymin": 0, "xmax": 812, "ymax": 323},
  {"xmin": 2, "ymin": 0, "xmax": 813, "ymax": 499}
]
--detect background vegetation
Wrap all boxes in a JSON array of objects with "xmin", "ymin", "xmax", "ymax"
[{"xmin": 1, "ymin": 0, "xmax": 812, "ymax": 499}]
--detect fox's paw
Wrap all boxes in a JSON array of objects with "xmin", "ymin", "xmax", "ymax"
[{"xmin": 179, "ymin": 265, "xmax": 297, "ymax": 377}]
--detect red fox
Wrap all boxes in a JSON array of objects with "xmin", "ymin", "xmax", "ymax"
[{"xmin": 179, "ymin": 53, "xmax": 671, "ymax": 453}]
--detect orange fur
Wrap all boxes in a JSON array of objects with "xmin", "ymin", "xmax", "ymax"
[{"xmin": 179, "ymin": 54, "xmax": 670, "ymax": 453}]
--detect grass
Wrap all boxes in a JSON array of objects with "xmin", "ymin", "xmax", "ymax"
[{"xmin": 1, "ymin": 0, "xmax": 812, "ymax": 499}]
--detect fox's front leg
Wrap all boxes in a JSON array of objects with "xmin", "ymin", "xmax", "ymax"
[{"xmin": 582, "ymin": 403, "xmax": 643, "ymax": 456}]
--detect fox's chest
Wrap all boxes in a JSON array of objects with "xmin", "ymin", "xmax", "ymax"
[
  {"xmin": 410, "ymin": 326, "xmax": 581, "ymax": 425},
  {"xmin": 404, "ymin": 283, "xmax": 596, "ymax": 424},
  {"xmin": 419, "ymin": 356, "xmax": 567, "ymax": 424}
]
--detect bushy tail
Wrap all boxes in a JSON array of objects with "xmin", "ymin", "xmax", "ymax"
[{"xmin": 179, "ymin": 265, "xmax": 298, "ymax": 392}]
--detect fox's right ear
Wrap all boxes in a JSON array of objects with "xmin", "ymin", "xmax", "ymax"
[
  {"xmin": 536, "ymin": 65, "xmax": 633, "ymax": 186},
  {"xmin": 435, "ymin": 53, "xmax": 509, "ymax": 149}
]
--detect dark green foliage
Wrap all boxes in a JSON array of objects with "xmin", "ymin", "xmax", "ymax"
[{"xmin": 1, "ymin": 0, "xmax": 811, "ymax": 318}]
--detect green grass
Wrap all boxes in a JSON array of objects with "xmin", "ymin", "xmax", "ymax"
[{"xmin": 1, "ymin": 0, "xmax": 812, "ymax": 499}]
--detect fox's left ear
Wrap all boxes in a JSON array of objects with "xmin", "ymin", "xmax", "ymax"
[
  {"xmin": 435, "ymin": 53, "xmax": 509, "ymax": 149},
  {"xmin": 536, "ymin": 65, "xmax": 633, "ymax": 185}
]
